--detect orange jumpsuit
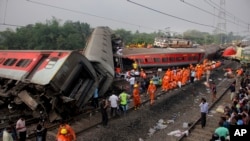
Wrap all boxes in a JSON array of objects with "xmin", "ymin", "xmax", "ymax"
[
  {"xmin": 165, "ymin": 69, "xmax": 172, "ymax": 81},
  {"xmin": 196, "ymin": 66, "xmax": 202, "ymax": 80},
  {"xmin": 133, "ymin": 87, "xmax": 141, "ymax": 110},
  {"xmin": 215, "ymin": 61, "xmax": 221, "ymax": 68},
  {"xmin": 57, "ymin": 134, "xmax": 71, "ymax": 141},
  {"xmin": 57, "ymin": 124, "xmax": 76, "ymax": 141},
  {"xmin": 162, "ymin": 75, "xmax": 170, "ymax": 91},
  {"xmin": 236, "ymin": 68, "xmax": 243, "ymax": 76},
  {"xmin": 147, "ymin": 83, "xmax": 156, "ymax": 105},
  {"xmin": 181, "ymin": 69, "xmax": 189, "ymax": 85}
]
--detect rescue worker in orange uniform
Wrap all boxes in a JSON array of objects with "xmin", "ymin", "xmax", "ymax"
[
  {"xmin": 57, "ymin": 128, "xmax": 71, "ymax": 141},
  {"xmin": 181, "ymin": 68, "xmax": 189, "ymax": 85},
  {"xmin": 162, "ymin": 74, "xmax": 170, "ymax": 91},
  {"xmin": 196, "ymin": 64, "xmax": 202, "ymax": 81},
  {"xmin": 236, "ymin": 67, "xmax": 243, "ymax": 77},
  {"xmin": 176, "ymin": 69, "xmax": 182, "ymax": 88},
  {"xmin": 147, "ymin": 80, "xmax": 157, "ymax": 105},
  {"xmin": 133, "ymin": 84, "xmax": 141, "ymax": 110},
  {"xmin": 57, "ymin": 121, "xmax": 76, "ymax": 141},
  {"xmin": 236, "ymin": 67, "xmax": 243, "ymax": 87},
  {"xmin": 165, "ymin": 68, "xmax": 172, "ymax": 81}
]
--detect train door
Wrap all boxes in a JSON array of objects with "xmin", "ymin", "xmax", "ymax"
[{"xmin": 25, "ymin": 54, "xmax": 49, "ymax": 80}]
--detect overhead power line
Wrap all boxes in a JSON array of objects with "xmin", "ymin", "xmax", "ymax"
[
  {"xmin": 205, "ymin": 0, "xmax": 249, "ymax": 27},
  {"xmin": 0, "ymin": 23, "xmax": 23, "ymax": 27},
  {"xmin": 180, "ymin": 0, "xmax": 238, "ymax": 26},
  {"xmin": 26, "ymin": 0, "xmax": 157, "ymax": 31},
  {"xmin": 126, "ymin": 0, "xmax": 222, "ymax": 31},
  {"xmin": 3, "ymin": 0, "xmax": 9, "ymax": 24}
]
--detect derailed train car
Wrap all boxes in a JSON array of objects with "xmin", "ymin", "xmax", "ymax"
[
  {"xmin": 0, "ymin": 26, "xmax": 118, "ymax": 121},
  {"xmin": 84, "ymin": 26, "xmax": 117, "ymax": 97},
  {"xmin": 115, "ymin": 44, "xmax": 223, "ymax": 69}
]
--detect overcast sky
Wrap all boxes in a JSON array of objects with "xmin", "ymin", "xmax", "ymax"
[{"xmin": 0, "ymin": 0, "xmax": 250, "ymax": 36}]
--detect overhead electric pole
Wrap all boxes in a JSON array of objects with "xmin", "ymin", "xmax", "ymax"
[{"xmin": 215, "ymin": 0, "xmax": 227, "ymax": 44}]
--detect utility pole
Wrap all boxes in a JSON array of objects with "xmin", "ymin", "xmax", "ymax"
[{"xmin": 215, "ymin": 0, "xmax": 227, "ymax": 44}]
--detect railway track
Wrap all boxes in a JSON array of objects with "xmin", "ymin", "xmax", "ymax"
[{"xmin": 179, "ymin": 79, "xmax": 234, "ymax": 141}]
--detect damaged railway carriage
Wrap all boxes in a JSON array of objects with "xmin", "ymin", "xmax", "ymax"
[
  {"xmin": 0, "ymin": 26, "xmax": 117, "ymax": 122},
  {"xmin": 115, "ymin": 44, "xmax": 223, "ymax": 69},
  {"xmin": 83, "ymin": 26, "xmax": 116, "ymax": 97}
]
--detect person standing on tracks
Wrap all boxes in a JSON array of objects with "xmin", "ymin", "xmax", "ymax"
[
  {"xmin": 133, "ymin": 84, "xmax": 141, "ymax": 110},
  {"xmin": 100, "ymin": 97, "xmax": 109, "ymax": 127},
  {"xmin": 16, "ymin": 115, "xmax": 27, "ymax": 141},
  {"xmin": 119, "ymin": 90, "xmax": 130, "ymax": 115},
  {"xmin": 190, "ymin": 68, "xmax": 196, "ymax": 83},
  {"xmin": 56, "ymin": 120, "xmax": 76, "ymax": 141},
  {"xmin": 36, "ymin": 123, "xmax": 47, "ymax": 141},
  {"xmin": 8, "ymin": 121, "xmax": 18, "ymax": 141},
  {"xmin": 205, "ymin": 64, "xmax": 212, "ymax": 82},
  {"xmin": 108, "ymin": 92, "xmax": 119, "ymax": 117},
  {"xmin": 147, "ymin": 80, "xmax": 157, "ymax": 105},
  {"xmin": 2, "ymin": 126, "xmax": 14, "ymax": 141},
  {"xmin": 229, "ymin": 82, "xmax": 236, "ymax": 101},
  {"xmin": 210, "ymin": 82, "xmax": 217, "ymax": 102},
  {"xmin": 128, "ymin": 76, "xmax": 135, "ymax": 95},
  {"xmin": 92, "ymin": 88, "xmax": 99, "ymax": 109},
  {"xmin": 199, "ymin": 98, "xmax": 209, "ymax": 128}
]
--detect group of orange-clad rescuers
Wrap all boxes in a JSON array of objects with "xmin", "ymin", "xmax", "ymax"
[
  {"xmin": 56, "ymin": 120, "xmax": 76, "ymax": 141},
  {"xmin": 121, "ymin": 59, "xmax": 244, "ymax": 110}
]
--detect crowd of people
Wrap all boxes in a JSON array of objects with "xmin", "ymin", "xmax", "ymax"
[{"xmin": 208, "ymin": 67, "xmax": 248, "ymax": 141}]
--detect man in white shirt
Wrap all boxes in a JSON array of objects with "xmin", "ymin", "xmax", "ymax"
[
  {"xmin": 109, "ymin": 93, "xmax": 119, "ymax": 117},
  {"xmin": 128, "ymin": 76, "xmax": 135, "ymax": 95},
  {"xmin": 16, "ymin": 115, "xmax": 27, "ymax": 141},
  {"xmin": 199, "ymin": 98, "xmax": 209, "ymax": 128}
]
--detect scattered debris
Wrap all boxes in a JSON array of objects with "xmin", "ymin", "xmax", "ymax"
[
  {"xmin": 148, "ymin": 119, "xmax": 168, "ymax": 137},
  {"xmin": 138, "ymin": 138, "xmax": 144, "ymax": 141},
  {"xmin": 167, "ymin": 130, "xmax": 189, "ymax": 137},
  {"xmin": 216, "ymin": 105, "xmax": 225, "ymax": 113},
  {"xmin": 167, "ymin": 119, "xmax": 174, "ymax": 124},
  {"xmin": 182, "ymin": 122, "xmax": 188, "ymax": 128}
]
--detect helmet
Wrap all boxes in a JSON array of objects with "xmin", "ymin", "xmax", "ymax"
[
  {"xmin": 60, "ymin": 128, "xmax": 68, "ymax": 135},
  {"xmin": 134, "ymin": 84, "xmax": 138, "ymax": 87},
  {"xmin": 150, "ymin": 80, "xmax": 153, "ymax": 84}
]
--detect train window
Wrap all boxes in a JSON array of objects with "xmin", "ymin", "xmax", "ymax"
[
  {"xmin": 162, "ymin": 58, "xmax": 168, "ymax": 62},
  {"xmin": 0, "ymin": 58, "xmax": 5, "ymax": 64},
  {"xmin": 188, "ymin": 56, "xmax": 193, "ymax": 61},
  {"xmin": 169, "ymin": 57, "xmax": 175, "ymax": 62},
  {"xmin": 176, "ymin": 57, "xmax": 184, "ymax": 61},
  {"xmin": 193, "ymin": 56, "xmax": 198, "ymax": 60},
  {"xmin": 154, "ymin": 58, "xmax": 161, "ymax": 63},
  {"xmin": 3, "ymin": 58, "xmax": 17, "ymax": 66},
  {"xmin": 136, "ymin": 59, "xmax": 144, "ymax": 63},
  {"xmin": 46, "ymin": 57, "xmax": 58, "ymax": 69},
  {"xmin": 16, "ymin": 59, "xmax": 32, "ymax": 68},
  {"xmin": 145, "ymin": 58, "xmax": 153, "ymax": 63}
]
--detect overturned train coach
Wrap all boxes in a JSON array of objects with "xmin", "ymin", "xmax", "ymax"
[{"xmin": 0, "ymin": 26, "xmax": 119, "ymax": 121}]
